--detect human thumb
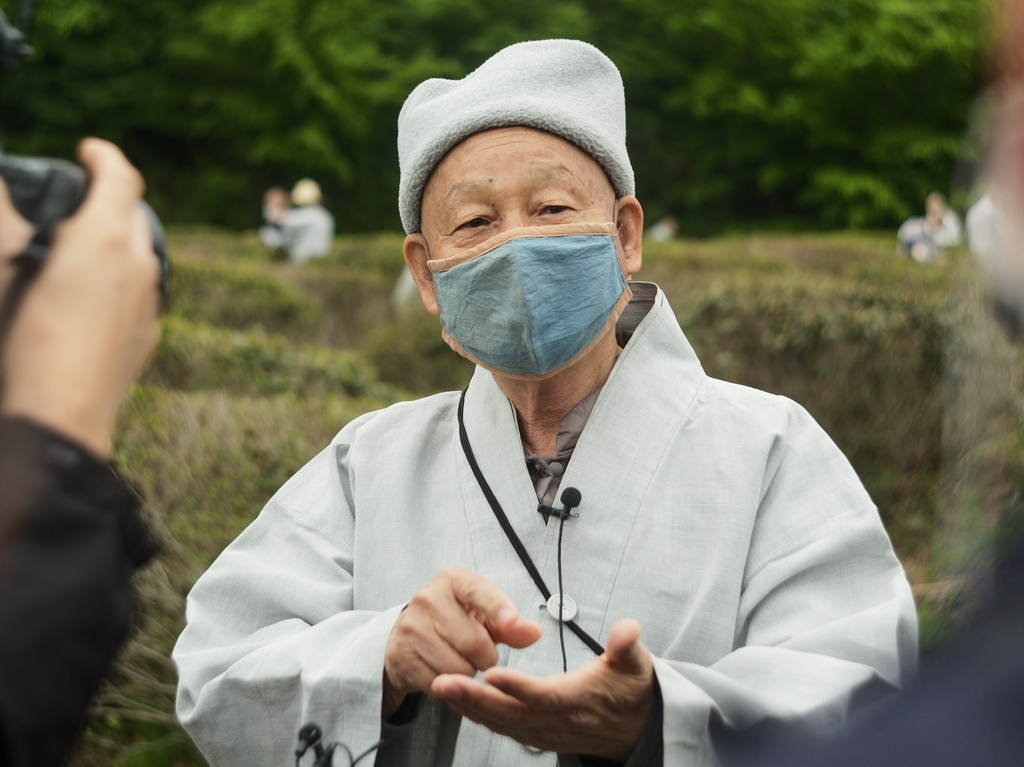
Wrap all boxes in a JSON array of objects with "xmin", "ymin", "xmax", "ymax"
[
  {"xmin": 603, "ymin": 619, "xmax": 650, "ymax": 676},
  {"xmin": 76, "ymin": 138, "xmax": 144, "ymax": 217}
]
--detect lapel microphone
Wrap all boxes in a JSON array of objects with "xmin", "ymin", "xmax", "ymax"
[
  {"xmin": 538, "ymin": 487, "xmax": 582, "ymax": 520},
  {"xmin": 538, "ymin": 486, "xmax": 584, "ymax": 672},
  {"xmin": 458, "ymin": 386, "xmax": 605, "ymax": 664}
]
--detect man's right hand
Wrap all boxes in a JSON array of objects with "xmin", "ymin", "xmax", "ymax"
[{"xmin": 382, "ymin": 567, "xmax": 542, "ymax": 720}]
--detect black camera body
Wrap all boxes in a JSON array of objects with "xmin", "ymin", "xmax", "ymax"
[
  {"xmin": 0, "ymin": 154, "xmax": 169, "ymax": 299},
  {"xmin": 0, "ymin": 8, "xmax": 31, "ymax": 74}
]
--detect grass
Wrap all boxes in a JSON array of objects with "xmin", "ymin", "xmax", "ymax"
[{"xmin": 66, "ymin": 227, "xmax": 1024, "ymax": 765}]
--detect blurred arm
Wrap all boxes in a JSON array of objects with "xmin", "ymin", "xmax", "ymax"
[
  {"xmin": 0, "ymin": 417, "xmax": 155, "ymax": 767},
  {"xmin": 0, "ymin": 138, "xmax": 161, "ymax": 766}
]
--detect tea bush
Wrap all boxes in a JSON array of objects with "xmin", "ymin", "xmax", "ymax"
[
  {"xmin": 67, "ymin": 229, "xmax": 1023, "ymax": 766},
  {"xmin": 361, "ymin": 309, "xmax": 476, "ymax": 394},
  {"xmin": 168, "ymin": 259, "xmax": 322, "ymax": 338},
  {"xmin": 146, "ymin": 317, "xmax": 399, "ymax": 401},
  {"xmin": 167, "ymin": 230, "xmax": 397, "ymax": 348}
]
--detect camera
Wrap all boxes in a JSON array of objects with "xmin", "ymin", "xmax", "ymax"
[
  {"xmin": 0, "ymin": 5, "xmax": 168, "ymax": 311},
  {"xmin": 0, "ymin": 153, "xmax": 169, "ymax": 299}
]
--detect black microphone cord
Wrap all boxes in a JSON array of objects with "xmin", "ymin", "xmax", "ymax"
[
  {"xmin": 457, "ymin": 388, "xmax": 605, "ymax": 660},
  {"xmin": 556, "ymin": 513, "xmax": 567, "ymax": 673},
  {"xmin": 295, "ymin": 724, "xmax": 383, "ymax": 767}
]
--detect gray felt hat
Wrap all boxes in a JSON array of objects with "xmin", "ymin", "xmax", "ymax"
[{"xmin": 397, "ymin": 39, "xmax": 634, "ymax": 234}]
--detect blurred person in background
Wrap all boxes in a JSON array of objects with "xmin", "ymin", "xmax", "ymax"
[
  {"xmin": 257, "ymin": 179, "xmax": 334, "ymax": 262},
  {"xmin": 728, "ymin": 3, "xmax": 1024, "ymax": 765},
  {"xmin": 283, "ymin": 178, "xmax": 335, "ymax": 262},
  {"xmin": 257, "ymin": 185, "xmax": 290, "ymax": 253},
  {"xmin": 390, "ymin": 263, "xmax": 419, "ymax": 314},
  {"xmin": 0, "ymin": 138, "xmax": 160, "ymax": 767},
  {"xmin": 646, "ymin": 215, "xmax": 678, "ymax": 243},
  {"xmin": 966, "ymin": 187, "xmax": 1005, "ymax": 266},
  {"xmin": 981, "ymin": 14, "xmax": 1024, "ymax": 339},
  {"xmin": 897, "ymin": 191, "xmax": 963, "ymax": 263}
]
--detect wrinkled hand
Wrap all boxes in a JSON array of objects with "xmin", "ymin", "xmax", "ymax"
[
  {"xmin": 431, "ymin": 618, "xmax": 654, "ymax": 762},
  {"xmin": 383, "ymin": 568, "xmax": 543, "ymax": 720},
  {"xmin": 1, "ymin": 139, "xmax": 161, "ymax": 457}
]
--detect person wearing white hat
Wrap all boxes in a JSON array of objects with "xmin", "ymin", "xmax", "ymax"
[
  {"xmin": 175, "ymin": 40, "xmax": 916, "ymax": 767},
  {"xmin": 270, "ymin": 178, "xmax": 335, "ymax": 262}
]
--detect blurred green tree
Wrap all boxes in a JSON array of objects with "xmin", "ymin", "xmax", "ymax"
[
  {"xmin": 595, "ymin": 0, "xmax": 981, "ymax": 230},
  {"xmin": 0, "ymin": 0, "xmax": 982, "ymax": 231}
]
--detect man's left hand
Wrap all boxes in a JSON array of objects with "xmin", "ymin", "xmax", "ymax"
[{"xmin": 431, "ymin": 618, "xmax": 654, "ymax": 761}]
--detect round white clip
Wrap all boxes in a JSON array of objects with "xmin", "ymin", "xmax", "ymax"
[{"xmin": 546, "ymin": 593, "xmax": 578, "ymax": 622}]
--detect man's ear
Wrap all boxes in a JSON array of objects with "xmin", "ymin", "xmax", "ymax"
[
  {"xmin": 615, "ymin": 196, "xmax": 643, "ymax": 278},
  {"xmin": 403, "ymin": 233, "xmax": 440, "ymax": 315}
]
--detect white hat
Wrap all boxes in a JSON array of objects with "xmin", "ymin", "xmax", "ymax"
[
  {"xmin": 397, "ymin": 39, "xmax": 634, "ymax": 234},
  {"xmin": 291, "ymin": 179, "xmax": 322, "ymax": 206}
]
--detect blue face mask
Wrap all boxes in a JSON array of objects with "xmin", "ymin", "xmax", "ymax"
[{"xmin": 429, "ymin": 223, "xmax": 631, "ymax": 378}]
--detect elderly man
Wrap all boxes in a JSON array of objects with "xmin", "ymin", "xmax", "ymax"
[{"xmin": 174, "ymin": 40, "xmax": 916, "ymax": 766}]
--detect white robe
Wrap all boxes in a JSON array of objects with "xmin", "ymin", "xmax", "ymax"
[{"xmin": 173, "ymin": 284, "xmax": 917, "ymax": 766}]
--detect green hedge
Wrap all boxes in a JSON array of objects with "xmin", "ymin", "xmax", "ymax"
[
  {"xmin": 145, "ymin": 317, "xmax": 400, "ymax": 401},
  {"xmin": 72, "ymin": 229, "xmax": 1024, "ymax": 766},
  {"xmin": 168, "ymin": 259, "xmax": 322, "ymax": 338},
  {"xmin": 167, "ymin": 230, "xmax": 400, "ymax": 348}
]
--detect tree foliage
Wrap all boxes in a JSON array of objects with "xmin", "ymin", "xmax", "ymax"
[{"xmin": 0, "ymin": 0, "xmax": 982, "ymax": 231}]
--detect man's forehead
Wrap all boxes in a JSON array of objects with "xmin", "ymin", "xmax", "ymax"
[
  {"xmin": 426, "ymin": 128, "xmax": 611, "ymax": 204},
  {"xmin": 442, "ymin": 164, "xmax": 579, "ymax": 202}
]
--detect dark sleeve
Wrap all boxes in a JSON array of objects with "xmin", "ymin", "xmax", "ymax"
[
  {"xmin": 0, "ymin": 418, "xmax": 156, "ymax": 767},
  {"xmin": 579, "ymin": 676, "xmax": 663, "ymax": 767}
]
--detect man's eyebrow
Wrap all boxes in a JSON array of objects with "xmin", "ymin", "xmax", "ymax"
[
  {"xmin": 444, "ymin": 181, "xmax": 485, "ymax": 205},
  {"xmin": 523, "ymin": 164, "xmax": 575, "ymax": 183}
]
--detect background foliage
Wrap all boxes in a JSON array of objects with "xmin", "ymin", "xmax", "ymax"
[
  {"xmin": 62, "ymin": 228, "xmax": 1023, "ymax": 765},
  {"xmin": 0, "ymin": 0, "xmax": 983, "ymax": 232}
]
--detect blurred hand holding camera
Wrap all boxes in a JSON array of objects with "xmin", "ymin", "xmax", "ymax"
[{"xmin": 0, "ymin": 138, "xmax": 160, "ymax": 457}]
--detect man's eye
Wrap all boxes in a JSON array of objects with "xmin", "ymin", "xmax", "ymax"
[
  {"xmin": 462, "ymin": 217, "xmax": 489, "ymax": 229},
  {"xmin": 542, "ymin": 206, "xmax": 568, "ymax": 215}
]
